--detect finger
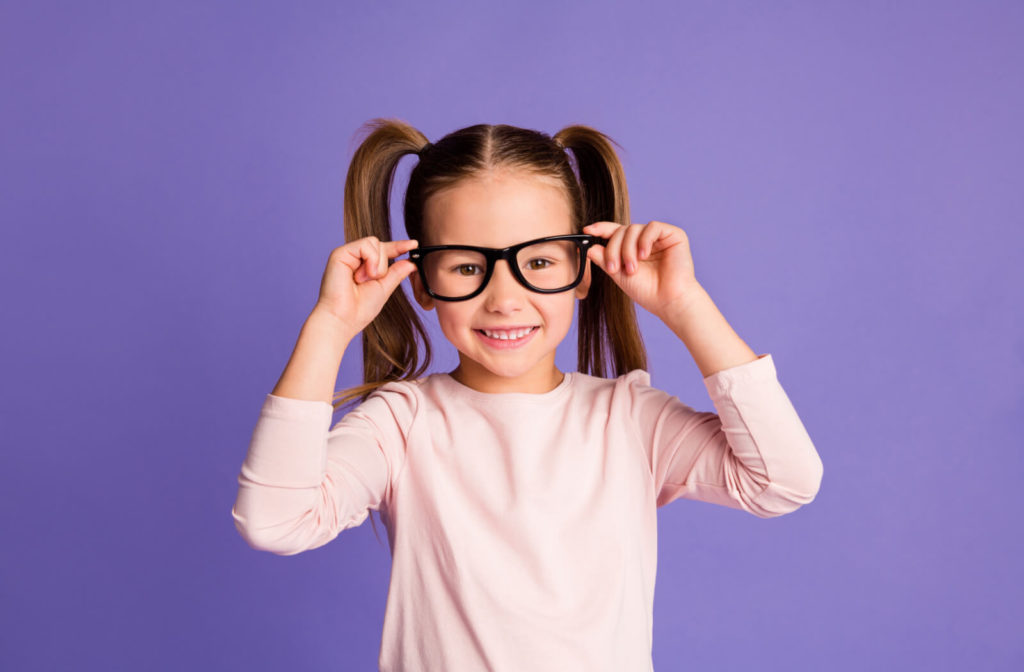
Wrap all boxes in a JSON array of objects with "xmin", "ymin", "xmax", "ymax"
[
  {"xmin": 365, "ymin": 245, "xmax": 382, "ymax": 281},
  {"xmin": 376, "ymin": 240, "xmax": 388, "ymax": 279},
  {"xmin": 333, "ymin": 239, "xmax": 367, "ymax": 273},
  {"xmin": 587, "ymin": 244, "xmax": 607, "ymax": 271},
  {"xmin": 620, "ymin": 224, "xmax": 644, "ymax": 274},
  {"xmin": 378, "ymin": 259, "xmax": 417, "ymax": 295},
  {"xmin": 350, "ymin": 237, "xmax": 382, "ymax": 282},
  {"xmin": 582, "ymin": 221, "xmax": 623, "ymax": 238},
  {"xmin": 602, "ymin": 223, "xmax": 629, "ymax": 274},
  {"xmin": 636, "ymin": 221, "xmax": 664, "ymax": 259},
  {"xmin": 354, "ymin": 260, "xmax": 370, "ymax": 283},
  {"xmin": 381, "ymin": 238, "xmax": 419, "ymax": 259},
  {"xmin": 379, "ymin": 239, "xmax": 420, "ymax": 280}
]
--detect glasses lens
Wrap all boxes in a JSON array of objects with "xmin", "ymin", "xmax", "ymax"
[
  {"xmin": 515, "ymin": 239, "xmax": 581, "ymax": 290},
  {"xmin": 422, "ymin": 249, "xmax": 488, "ymax": 298}
]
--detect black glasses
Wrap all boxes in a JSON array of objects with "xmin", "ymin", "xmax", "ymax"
[{"xmin": 408, "ymin": 234, "xmax": 606, "ymax": 301}]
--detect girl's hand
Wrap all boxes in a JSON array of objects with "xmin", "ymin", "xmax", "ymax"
[
  {"xmin": 313, "ymin": 236, "xmax": 419, "ymax": 337},
  {"xmin": 583, "ymin": 221, "xmax": 701, "ymax": 319}
]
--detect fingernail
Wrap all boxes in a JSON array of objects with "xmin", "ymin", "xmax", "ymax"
[{"xmin": 626, "ymin": 262, "xmax": 636, "ymax": 273}]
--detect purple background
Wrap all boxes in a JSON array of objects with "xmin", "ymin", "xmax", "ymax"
[{"xmin": 2, "ymin": 1, "xmax": 1022, "ymax": 670}]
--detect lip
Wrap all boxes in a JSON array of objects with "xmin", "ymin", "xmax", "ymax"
[
  {"xmin": 474, "ymin": 326, "xmax": 539, "ymax": 350},
  {"xmin": 475, "ymin": 324, "xmax": 538, "ymax": 332}
]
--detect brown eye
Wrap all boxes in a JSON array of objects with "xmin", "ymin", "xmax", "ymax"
[
  {"xmin": 455, "ymin": 264, "xmax": 483, "ymax": 276},
  {"xmin": 526, "ymin": 258, "xmax": 554, "ymax": 271}
]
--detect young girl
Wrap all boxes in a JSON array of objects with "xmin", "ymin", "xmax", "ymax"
[{"xmin": 232, "ymin": 119, "xmax": 823, "ymax": 671}]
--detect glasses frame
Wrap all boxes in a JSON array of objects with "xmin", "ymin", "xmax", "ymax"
[{"xmin": 408, "ymin": 234, "xmax": 607, "ymax": 302}]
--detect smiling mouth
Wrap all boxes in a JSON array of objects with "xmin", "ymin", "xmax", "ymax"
[{"xmin": 475, "ymin": 326, "xmax": 539, "ymax": 341}]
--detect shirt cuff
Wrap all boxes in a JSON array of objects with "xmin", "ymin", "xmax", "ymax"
[{"xmin": 702, "ymin": 353, "xmax": 776, "ymax": 398}]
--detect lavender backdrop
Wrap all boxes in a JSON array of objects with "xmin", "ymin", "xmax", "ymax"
[{"xmin": 2, "ymin": 1, "xmax": 1021, "ymax": 670}]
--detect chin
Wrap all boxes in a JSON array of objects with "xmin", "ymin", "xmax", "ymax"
[{"xmin": 483, "ymin": 362, "xmax": 539, "ymax": 380}]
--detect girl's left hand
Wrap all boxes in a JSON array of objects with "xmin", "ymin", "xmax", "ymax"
[{"xmin": 583, "ymin": 220, "xmax": 702, "ymax": 318}]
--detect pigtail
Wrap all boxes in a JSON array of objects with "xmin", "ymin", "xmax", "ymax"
[
  {"xmin": 332, "ymin": 118, "xmax": 434, "ymax": 409},
  {"xmin": 554, "ymin": 126, "xmax": 648, "ymax": 377},
  {"xmin": 330, "ymin": 118, "xmax": 437, "ymax": 552}
]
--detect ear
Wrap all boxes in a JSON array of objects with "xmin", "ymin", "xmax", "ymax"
[
  {"xmin": 408, "ymin": 269, "xmax": 436, "ymax": 311},
  {"xmin": 574, "ymin": 259, "xmax": 593, "ymax": 300}
]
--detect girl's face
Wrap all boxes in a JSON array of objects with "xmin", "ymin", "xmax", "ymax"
[{"xmin": 410, "ymin": 169, "xmax": 590, "ymax": 394}]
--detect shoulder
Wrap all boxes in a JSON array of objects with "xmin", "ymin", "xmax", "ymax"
[
  {"xmin": 568, "ymin": 368, "xmax": 668, "ymax": 410},
  {"xmin": 571, "ymin": 368, "xmax": 653, "ymax": 392},
  {"xmin": 329, "ymin": 376, "xmax": 430, "ymax": 434},
  {"xmin": 371, "ymin": 376, "xmax": 427, "ymax": 404}
]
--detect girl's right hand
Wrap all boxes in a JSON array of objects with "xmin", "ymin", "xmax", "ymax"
[{"xmin": 313, "ymin": 236, "xmax": 419, "ymax": 337}]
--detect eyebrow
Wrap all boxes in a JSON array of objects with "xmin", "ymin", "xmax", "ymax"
[{"xmin": 424, "ymin": 233, "xmax": 579, "ymax": 249}]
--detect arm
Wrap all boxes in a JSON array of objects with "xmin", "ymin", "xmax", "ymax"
[
  {"xmin": 231, "ymin": 388, "xmax": 408, "ymax": 554},
  {"xmin": 271, "ymin": 307, "xmax": 357, "ymax": 404},
  {"xmin": 657, "ymin": 283, "xmax": 822, "ymax": 516},
  {"xmin": 232, "ymin": 307, "xmax": 412, "ymax": 554},
  {"xmin": 586, "ymin": 220, "xmax": 823, "ymax": 516},
  {"xmin": 626, "ymin": 354, "xmax": 823, "ymax": 518},
  {"xmin": 647, "ymin": 247, "xmax": 822, "ymax": 514},
  {"xmin": 658, "ymin": 281, "xmax": 758, "ymax": 379},
  {"xmin": 232, "ymin": 236, "xmax": 418, "ymax": 553}
]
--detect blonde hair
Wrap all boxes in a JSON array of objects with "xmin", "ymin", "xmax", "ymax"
[{"xmin": 334, "ymin": 118, "xmax": 648, "ymax": 545}]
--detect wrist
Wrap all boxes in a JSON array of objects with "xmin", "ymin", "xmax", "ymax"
[
  {"xmin": 307, "ymin": 305, "xmax": 360, "ymax": 345},
  {"xmin": 657, "ymin": 281, "xmax": 708, "ymax": 328}
]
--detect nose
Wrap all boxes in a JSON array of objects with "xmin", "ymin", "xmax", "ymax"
[{"xmin": 482, "ymin": 259, "xmax": 525, "ymax": 314}]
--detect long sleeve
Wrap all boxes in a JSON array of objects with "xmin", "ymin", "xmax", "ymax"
[
  {"xmin": 231, "ymin": 384, "xmax": 414, "ymax": 555},
  {"xmin": 630, "ymin": 353, "xmax": 823, "ymax": 518}
]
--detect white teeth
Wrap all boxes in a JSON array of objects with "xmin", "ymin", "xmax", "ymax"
[{"xmin": 482, "ymin": 327, "xmax": 535, "ymax": 340}]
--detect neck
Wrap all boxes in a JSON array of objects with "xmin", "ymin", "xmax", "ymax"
[{"xmin": 450, "ymin": 360, "xmax": 565, "ymax": 394}]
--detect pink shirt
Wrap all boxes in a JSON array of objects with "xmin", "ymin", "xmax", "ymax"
[{"xmin": 232, "ymin": 353, "xmax": 823, "ymax": 671}]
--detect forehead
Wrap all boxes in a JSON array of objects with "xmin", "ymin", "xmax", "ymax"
[{"xmin": 422, "ymin": 170, "xmax": 574, "ymax": 247}]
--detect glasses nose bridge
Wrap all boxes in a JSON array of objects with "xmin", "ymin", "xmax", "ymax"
[{"xmin": 483, "ymin": 247, "xmax": 527, "ymax": 293}]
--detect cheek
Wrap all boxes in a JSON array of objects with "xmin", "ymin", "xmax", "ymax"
[
  {"xmin": 435, "ymin": 304, "xmax": 472, "ymax": 335},
  {"xmin": 542, "ymin": 297, "xmax": 577, "ymax": 330}
]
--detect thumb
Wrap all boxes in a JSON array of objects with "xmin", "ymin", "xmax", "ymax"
[
  {"xmin": 378, "ymin": 259, "xmax": 417, "ymax": 295},
  {"xmin": 587, "ymin": 245, "xmax": 611, "ymax": 274}
]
